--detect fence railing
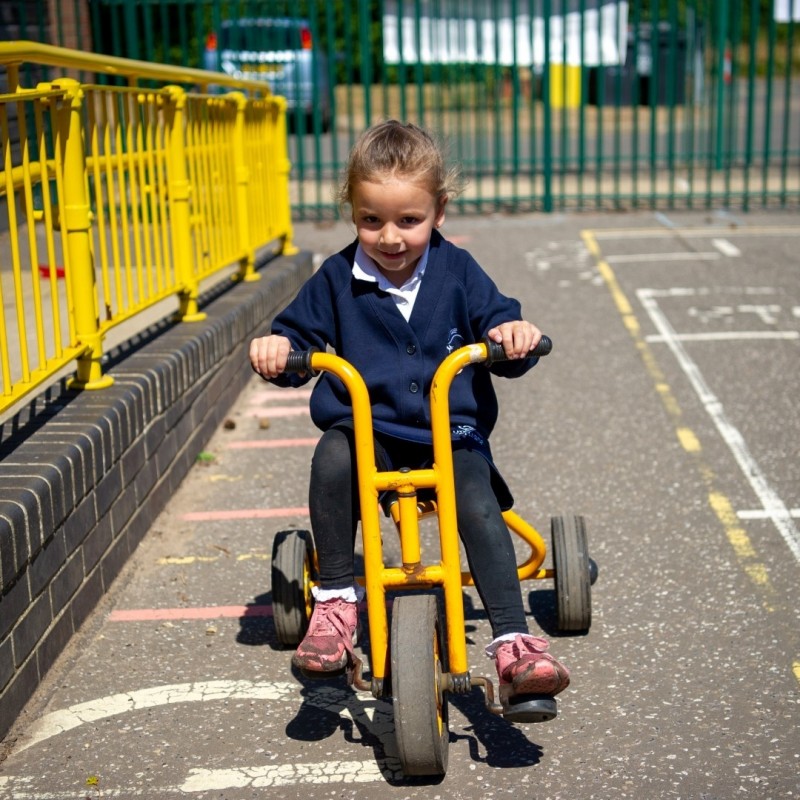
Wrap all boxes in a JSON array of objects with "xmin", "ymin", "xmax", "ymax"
[
  {"xmin": 0, "ymin": 41, "xmax": 295, "ymax": 417},
  {"xmin": 13, "ymin": 0, "xmax": 791, "ymax": 220}
]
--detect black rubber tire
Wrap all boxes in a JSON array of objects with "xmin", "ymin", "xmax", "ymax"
[
  {"xmin": 271, "ymin": 529, "xmax": 315, "ymax": 647},
  {"xmin": 551, "ymin": 515, "xmax": 592, "ymax": 632},
  {"xmin": 391, "ymin": 595, "xmax": 449, "ymax": 777}
]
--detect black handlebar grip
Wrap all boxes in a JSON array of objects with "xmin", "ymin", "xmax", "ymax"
[
  {"xmin": 483, "ymin": 334, "xmax": 552, "ymax": 365},
  {"xmin": 532, "ymin": 334, "xmax": 553, "ymax": 357},
  {"xmin": 284, "ymin": 348, "xmax": 320, "ymax": 376}
]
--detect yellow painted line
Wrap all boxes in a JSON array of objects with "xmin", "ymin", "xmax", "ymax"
[
  {"xmin": 157, "ymin": 553, "xmax": 271, "ymax": 566},
  {"xmin": 582, "ymin": 229, "xmax": 776, "ymax": 607},
  {"xmin": 793, "ymin": 661, "xmax": 800, "ymax": 686},
  {"xmin": 676, "ymin": 427, "xmax": 702, "ymax": 453}
]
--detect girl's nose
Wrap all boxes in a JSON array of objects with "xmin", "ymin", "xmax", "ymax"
[{"xmin": 380, "ymin": 224, "xmax": 400, "ymax": 245}]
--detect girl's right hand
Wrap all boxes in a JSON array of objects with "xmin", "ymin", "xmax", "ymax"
[{"xmin": 249, "ymin": 335, "xmax": 292, "ymax": 379}]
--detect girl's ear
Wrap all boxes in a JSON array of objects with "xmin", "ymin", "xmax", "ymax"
[{"xmin": 435, "ymin": 195, "xmax": 448, "ymax": 228}]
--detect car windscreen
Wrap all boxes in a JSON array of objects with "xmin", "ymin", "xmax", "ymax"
[{"xmin": 219, "ymin": 19, "xmax": 306, "ymax": 53}]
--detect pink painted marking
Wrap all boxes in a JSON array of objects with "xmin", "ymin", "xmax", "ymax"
[
  {"xmin": 108, "ymin": 605, "xmax": 272, "ymax": 622},
  {"xmin": 109, "ymin": 601, "xmax": 383, "ymax": 623},
  {"xmin": 250, "ymin": 387, "xmax": 314, "ymax": 402},
  {"xmin": 226, "ymin": 438, "xmax": 319, "ymax": 450},
  {"xmin": 246, "ymin": 406, "xmax": 310, "ymax": 418},
  {"xmin": 181, "ymin": 507, "xmax": 309, "ymax": 521}
]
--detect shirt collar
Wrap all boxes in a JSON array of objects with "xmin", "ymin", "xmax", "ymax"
[{"xmin": 353, "ymin": 242, "xmax": 429, "ymax": 292}]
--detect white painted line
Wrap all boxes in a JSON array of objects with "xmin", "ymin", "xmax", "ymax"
[
  {"xmin": 7, "ymin": 680, "xmax": 400, "ymax": 793},
  {"xmin": 739, "ymin": 508, "xmax": 800, "ymax": 520},
  {"xmin": 654, "ymin": 211, "xmax": 678, "ymax": 229},
  {"xmin": 711, "ymin": 238, "xmax": 742, "ymax": 257},
  {"xmin": 606, "ymin": 252, "xmax": 721, "ymax": 264},
  {"xmin": 0, "ymin": 782, "xmax": 161, "ymax": 799},
  {"xmin": 637, "ymin": 288, "xmax": 800, "ymax": 562},
  {"xmin": 14, "ymin": 680, "xmax": 296, "ymax": 753},
  {"xmin": 181, "ymin": 759, "xmax": 387, "ymax": 791},
  {"xmin": 0, "ymin": 759, "xmax": 390, "ymax": 799},
  {"xmin": 646, "ymin": 331, "xmax": 799, "ymax": 343},
  {"xmin": 643, "ymin": 286, "xmax": 779, "ymax": 298},
  {"xmin": 12, "ymin": 678, "xmax": 397, "ymax": 751}
]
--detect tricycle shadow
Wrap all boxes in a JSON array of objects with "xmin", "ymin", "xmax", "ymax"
[
  {"xmin": 283, "ymin": 667, "xmax": 545, "ymax": 784},
  {"xmin": 285, "ymin": 669, "xmax": 439, "ymax": 786}
]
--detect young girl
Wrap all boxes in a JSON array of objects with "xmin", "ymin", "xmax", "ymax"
[{"xmin": 250, "ymin": 120, "xmax": 569, "ymax": 702}]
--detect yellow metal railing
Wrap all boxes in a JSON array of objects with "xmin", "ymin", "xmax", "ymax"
[{"xmin": 0, "ymin": 41, "xmax": 295, "ymax": 415}]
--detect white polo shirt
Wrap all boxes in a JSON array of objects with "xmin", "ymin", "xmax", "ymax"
[{"xmin": 352, "ymin": 242, "xmax": 430, "ymax": 322}]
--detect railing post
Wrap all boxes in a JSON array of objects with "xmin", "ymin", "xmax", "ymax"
[
  {"xmin": 53, "ymin": 78, "xmax": 114, "ymax": 391},
  {"xmin": 229, "ymin": 91, "xmax": 259, "ymax": 282},
  {"xmin": 714, "ymin": 0, "xmax": 730, "ymax": 171},
  {"xmin": 164, "ymin": 85, "xmax": 206, "ymax": 322},
  {"xmin": 273, "ymin": 97, "xmax": 298, "ymax": 256}
]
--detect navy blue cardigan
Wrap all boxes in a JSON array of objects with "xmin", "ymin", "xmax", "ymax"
[{"xmin": 270, "ymin": 231, "xmax": 538, "ymax": 449}]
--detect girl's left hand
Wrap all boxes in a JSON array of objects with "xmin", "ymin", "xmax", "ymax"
[{"xmin": 487, "ymin": 320, "xmax": 541, "ymax": 359}]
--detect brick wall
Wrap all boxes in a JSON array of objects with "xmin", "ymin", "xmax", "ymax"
[{"xmin": 0, "ymin": 251, "xmax": 312, "ymax": 739}]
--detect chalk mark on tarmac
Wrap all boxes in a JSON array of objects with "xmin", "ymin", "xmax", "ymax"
[{"xmin": 637, "ymin": 287, "xmax": 800, "ymax": 562}]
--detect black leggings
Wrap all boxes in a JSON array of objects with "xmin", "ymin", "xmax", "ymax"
[{"xmin": 308, "ymin": 424, "xmax": 528, "ymax": 638}]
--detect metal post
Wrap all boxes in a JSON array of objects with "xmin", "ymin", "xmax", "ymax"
[
  {"xmin": 714, "ymin": 0, "xmax": 729, "ymax": 170},
  {"xmin": 53, "ymin": 78, "xmax": 114, "ymax": 391},
  {"xmin": 164, "ymin": 85, "xmax": 206, "ymax": 322},
  {"xmin": 274, "ymin": 97, "xmax": 298, "ymax": 256},
  {"xmin": 543, "ymin": 0, "xmax": 553, "ymax": 212},
  {"xmin": 229, "ymin": 91, "xmax": 258, "ymax": 282}
]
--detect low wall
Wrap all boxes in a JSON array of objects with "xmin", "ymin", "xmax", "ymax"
[{"xmin": 0, "ymin": 251, "xmax": 313, "ymax": 739}]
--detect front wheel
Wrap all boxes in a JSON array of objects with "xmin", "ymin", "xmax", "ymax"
[
  {"xmin": 391, "ymin": 595, "xmax": 449, "ymax": 777},
  {"xmin": 551, "ymin": 515, "xmax": 592, "ymax": 632}
]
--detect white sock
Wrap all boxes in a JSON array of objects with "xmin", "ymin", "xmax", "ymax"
[
  {"xmin": 484, "ymin": 632, "xmax": 526, "ymax": 659},
  {"xmin": 312, "ymin": 583, "xmax": 365, "ymax": 604}
]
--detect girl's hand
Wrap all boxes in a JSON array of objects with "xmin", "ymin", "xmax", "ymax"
[
  {"xmin": 487, "ymin": 320, "xmax": 541, "ymax": 359},
  {"xmin": 249, "ymin": 335, "xmax": 293, "ymax": 378}
]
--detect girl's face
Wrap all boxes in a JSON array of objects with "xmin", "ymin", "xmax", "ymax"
[{"xmin": 351, "ymin": 176, "xmax": 447, "ymax": 288}]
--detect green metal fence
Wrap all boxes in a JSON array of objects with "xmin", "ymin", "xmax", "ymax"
[{"xmin": 5, "ymin": 0, "xmax": 799, "ymax": 219}]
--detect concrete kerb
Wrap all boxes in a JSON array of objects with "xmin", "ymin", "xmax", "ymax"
[{"xmin": 0, "ymin": 251, "xmax": 313, "ymax": 740}]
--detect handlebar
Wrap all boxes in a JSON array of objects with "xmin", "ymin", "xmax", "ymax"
[
  {"xmin": 284, "ymin": 347, "xmax": 320, "ymax": 376},
  {"xmin": 281, "ymin": 336, "xmax": 552, "ymax": 376},
  {"xmin": 481, "ymin": 334, "xmax": 552, "ymax": 366}
]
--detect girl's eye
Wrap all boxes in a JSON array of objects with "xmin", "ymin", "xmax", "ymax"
[{"xmin": 401, "ymin": 216, "xmax": 420, "ymax": 225}]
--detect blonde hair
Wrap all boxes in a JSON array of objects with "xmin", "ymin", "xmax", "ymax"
[{"xmin": 337, "ymin": 120, "xmax": 464, "ymax": 212}]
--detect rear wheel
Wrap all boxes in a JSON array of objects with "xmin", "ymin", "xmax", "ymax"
[
  {"xmin": 391, "ymin": 595, "xmax": 449, "ymax": 777},
  {"xmin": 551, "ymin": 515, "xmax": 592, "ymax": 632},
  {"xmin": 271, "ymin": 529, "xmax": 315, "ymax": 647}
]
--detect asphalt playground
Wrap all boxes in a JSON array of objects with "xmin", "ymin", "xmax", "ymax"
[{"xmin": 0, "ymin": 209, "xmax": 798, "ymax": 799}]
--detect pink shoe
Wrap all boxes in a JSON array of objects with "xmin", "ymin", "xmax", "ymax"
[
  {"xmin": 292, "ymin": 598, "xmax": 358, "ymax": 675},
  {"xmin": 494, "ymin": 635, "xmax": 570, "ymax": 697}
]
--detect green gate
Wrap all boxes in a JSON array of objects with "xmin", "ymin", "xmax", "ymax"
[{"xmin": 6, "ymin": 0, "xmax": 798, "ymax": 219}]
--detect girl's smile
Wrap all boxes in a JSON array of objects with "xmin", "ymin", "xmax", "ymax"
[{"xmin": 352, "ymin": 177, "xmax": 447, "ymax": 288}]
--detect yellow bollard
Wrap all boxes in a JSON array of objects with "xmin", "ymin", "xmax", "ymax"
[{"xmin": 549, "ymin": 64, "xmax": 582, "ymax": 109}]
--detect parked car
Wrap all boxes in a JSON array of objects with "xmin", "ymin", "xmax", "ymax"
[{"xmin": 204, "ymin": 17, "xmax": 331, "ymax": 131}]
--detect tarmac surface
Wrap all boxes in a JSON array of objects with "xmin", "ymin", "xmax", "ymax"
[{"xmin": 1, "ymin": 209, "xmax": 799, "ymax": 799}]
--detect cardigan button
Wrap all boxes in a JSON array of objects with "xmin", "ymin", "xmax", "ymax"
[
  {"xmin": 409, "ymin": 382, "xmax": 419, "ymax": 393},
  {"xmin": 406, "ymin": 344, "xmax": 417, "ymax": 355}
]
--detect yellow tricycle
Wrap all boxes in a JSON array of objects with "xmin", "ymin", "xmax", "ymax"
[{"xmin": 270, "ymin": 336, "xmax": 595, "ymax": 777}]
